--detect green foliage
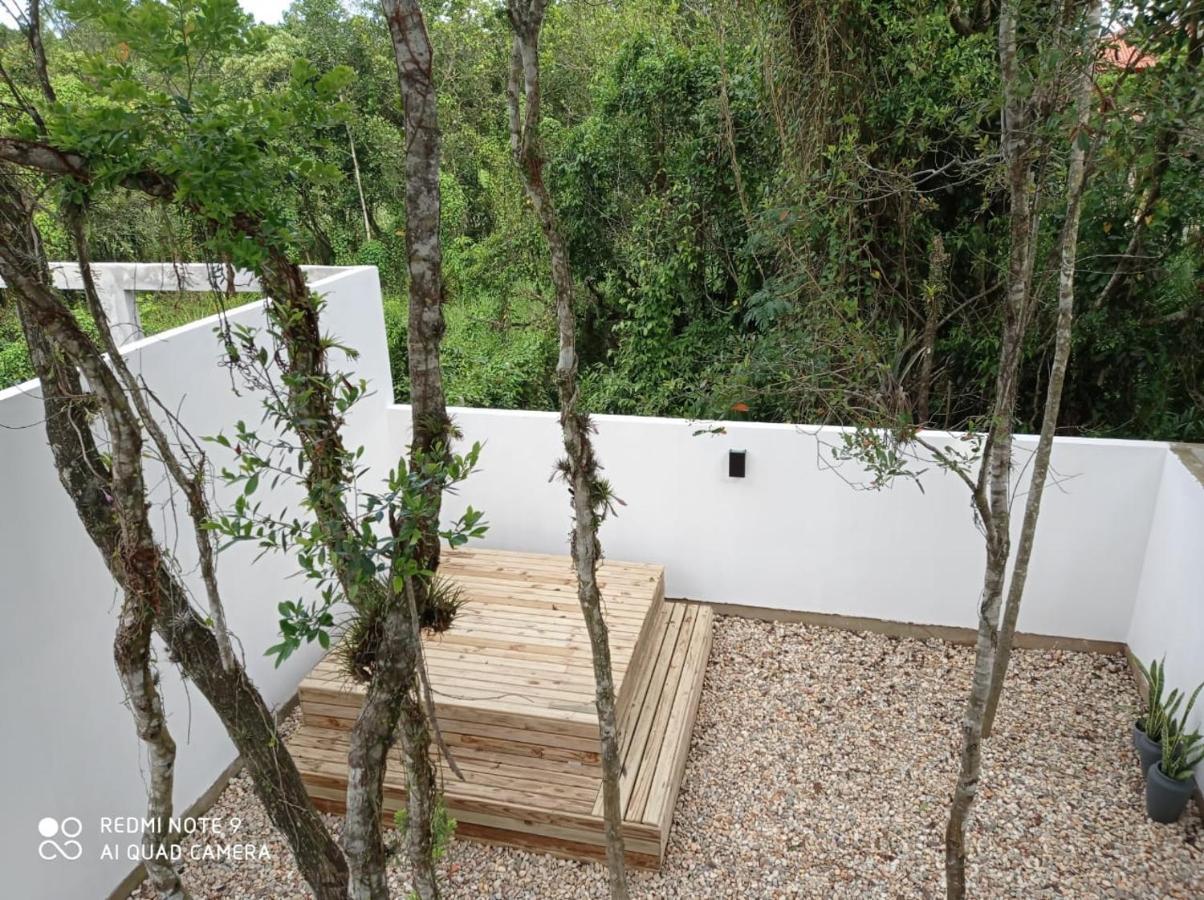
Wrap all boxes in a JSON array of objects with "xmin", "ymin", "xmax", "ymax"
[
  {"xmin": 1, "ymin": 0, "xmax": 1199, "ymax": 441},
  {"xmin": 1161, "ymin": 725, "xmax": 1204, "ymax": 782},
  {"xmin": 1137, "ymin": 657, "xmax": 1175, "ymax": 742},
  {"xmin": 1137, "ymin": 658, "xmax": 1204, "ymax": 759},
  {"xmin": 44, "ymin": 0, "xmax": 354, "ymax": 270},
  {"xmin": 1140, "ymin": 658, "xmax": 1204, "ymax": 781},
  {"xmin": 204, "ymin": 308, "xmax": 487, "ymax": 668},
  {"xmin": 394, "ymin": 795, "xmax": 456, "ymax": 865},
  {"xmin": 0, "ymin": 290, "xmax": 242, "ymax": 389}
]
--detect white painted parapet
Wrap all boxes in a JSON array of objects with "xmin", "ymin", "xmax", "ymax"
[
  {"xmin": 0, "ymin": 261, "xmax": 350, "ymax": 347},
  {"xmin": 388, "ymin": 405, "xmax": 1175, "ymax": 644},
  {"xmin": 1127, "ymin": 446, "xmax": 1204, "ymax": 793}
]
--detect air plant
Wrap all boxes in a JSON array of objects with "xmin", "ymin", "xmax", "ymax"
[
  {"xmin": 420, "ymin": 575, "xmax": 465, "ymax": 635},
  {"xmin": 335, "ymin": 575, "xmax": 465, "ymax": 681}
]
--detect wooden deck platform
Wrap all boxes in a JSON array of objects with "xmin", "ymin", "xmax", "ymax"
[{"xmin": 288, "ymin": 547, "xmax": 713, "ymax": 867}]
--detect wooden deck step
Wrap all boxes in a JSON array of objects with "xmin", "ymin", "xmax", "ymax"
[
  {"xmin": 287, "ymin": 548, "xmax": 712, "ymax": 868},
  {"xmin": 298, "ymin": 548, "xmax": 665, "ymax": 765}
]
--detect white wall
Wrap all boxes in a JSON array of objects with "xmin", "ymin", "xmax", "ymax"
[
  {"xmin": 0, "ymin": 266, "xmax": 390, "ymax": 899},
  {"xmin": 4, "ymin": 265, "xmax": 1200, "ymax": 898},
  {"xmin": 388, "ymin": 406, "xmax": 1169, "ymax": 642},
  {"xmin": 1127, "ymin": 448, "xmax": 1204, "ymax": 791}
]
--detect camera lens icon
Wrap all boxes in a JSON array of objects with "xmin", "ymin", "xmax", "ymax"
[{"xmin": 38, "ymin": 817, "xmax": 83, "ymax": 861}]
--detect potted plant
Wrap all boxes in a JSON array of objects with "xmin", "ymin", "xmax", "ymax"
[
  {"xmin": 1133, "ymin": 658, "xmax": 1174, "ymax": 774},
  {"xmin": 1146, "ymin": 724, "xmax": 1204, "ymax": 823}
]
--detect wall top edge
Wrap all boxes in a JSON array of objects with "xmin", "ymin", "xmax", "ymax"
[
  {"xmin": 386, "ymin": 404, "xmax": 1175, "ymax": 453},
  {"xmin": 0, "ymin": 266, "xmax": 378, "ymax": 405},
  {"xmin": 1171, "ymin": 444, "xmax": 1204, "ymax": 489}
]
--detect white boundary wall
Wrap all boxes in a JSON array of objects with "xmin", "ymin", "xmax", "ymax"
[
  {"xmin": 2, "ymin": 269, "xmax": 1200, "ymax": 895},
  {"xmin": 0, "ymin": 266, "xmax": 390, "ymax": 899},
  {"xmin": 1126, "ymin": 448, "xmax": 1204, "ymax": 792},
  {"xmin": 388, "ymin": 406, "xmax": 1175, "ymax": 643}
]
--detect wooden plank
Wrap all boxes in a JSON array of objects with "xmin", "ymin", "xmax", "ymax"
[
  {"xmin": 626, "ymin": 605, "xmax": 696, "ymax": 818},
  {"xmin": 287, "ymin": 549, "xmax": 699, "ymax": 869},
  {"xmin": 298, "ymin": 702, "xmax": 603, "ymax": 754},
  {"xmin": 647, "ymin": 605, "xmax": 713, "ymax": 849},
  {"xmin": 289, "ymin": 729, "xmax": 601, "ymax": 787},
  {"xmin": 451, "ymin": 822, "xmax": 661, "ymax": 870},
  {"xmin": 609, "ymin": 603, "xmax": 685, "ymax": 816},
  {"xmin": 607, "ymin": 600, "xmax": 675, "ymax": 812}
]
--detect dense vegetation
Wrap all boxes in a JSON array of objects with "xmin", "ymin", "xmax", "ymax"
[{"xmin": 1, "ymin": 0, "xmax": 1199, "ymax": 441}]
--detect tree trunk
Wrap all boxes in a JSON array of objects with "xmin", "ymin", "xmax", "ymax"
[
  {"xmin": 0, "ymin": 180, "xmax": 190, "ymax": 899},
  {"xmin": 349, "ymin": 126, "xmax": 372, "ymax": 242},
  {"xmin": 981, "ymin": 0, "xmax": 1102, "ymax": 739},
  {"xmin": 113, "ymin": 585, "xmax": 190, "ymax": 900},
  {"xmin": 0, "ymin": 122, "xmax": 446, "ymax": 900},
  {"xmin": 344, "ymin": 595, "xmax": 410, "ymax": 900},
  {"xmin": 915, "ymin": 233, "xmax": 947, "ymax": 425},
  {"xmin": 68, "ymin": 207, "xmax": 238, "ymax": 672},
  {"xmin": 0, "ymin": 175, "xmax": 350, "ymax": 900},
  {"xmin": 945, "ymin": 1, "xmax": 1101, "ymax": 894},
  {"xmin": 349, "ymin": 3, "xmax": 453, "ymax": 897},
  {"xmin": 506, "ymin": 4, "xmax": 630, "ymax": 896},
  {"xmin": 943, "ymin": 0, "xmax": 1038, "ymax": 892}
]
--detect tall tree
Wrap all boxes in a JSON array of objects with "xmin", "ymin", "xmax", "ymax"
[
  {"xmin": 981, "ymin": 0, "xmax": 1102, "ymax": 738},
  {"xmin": 339, "ymin": 2, "xmax": 456, "ymax": 897},
  {"xmin": 506, "ymin": 2, "xmax": 630, "ymax": 896},
  {"xmin": 0, "ymin": 4, "xmax": 352, "ymax": 894},
  {"xmin": 0, "ymin": 175, "xmax": 191, "ymax": 900},
  {"xmin": 941, "ymin": 0, "xmax": 1101, "ymax": 895},
  {"xmin": 0, "ymin": 3, "xmax": 465, "ymax": 898},
  {"xmin": 0, "ymin": 173, "xmax": 352, "ymax": 900}
]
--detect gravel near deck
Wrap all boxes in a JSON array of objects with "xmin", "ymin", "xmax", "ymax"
[{"xmin": 136, "ymin": 615, "xmax": 1202, "ymax": 898}]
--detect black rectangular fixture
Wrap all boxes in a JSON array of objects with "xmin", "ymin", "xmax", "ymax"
[{"xmin": 728, "ymin": 449, "xmax": 746, "ymax": 478}]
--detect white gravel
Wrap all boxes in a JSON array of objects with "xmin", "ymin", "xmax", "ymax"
[{"xmin": 135, "ymin": 615, "xmax": 1202, "ymax": 898}]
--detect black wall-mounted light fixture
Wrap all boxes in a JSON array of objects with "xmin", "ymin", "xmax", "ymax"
[{"xmin": 728, "ymin": 449, "xmax": 747, "ymax": 478}]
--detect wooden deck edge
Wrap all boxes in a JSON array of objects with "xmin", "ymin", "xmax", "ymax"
[
  {"xmin": 452, "ymin": 821, "xmax": 661, "ymax": 870},
  {"xmin": 306, "ymin": 782, "xmax": 664, "ymax": 864},
  {"xmin": 689, "ymin": 599, "xmax": 1126, "ymax": 655},
  {"xmin": 652, "ymin": 604, "xmax": 713, "ymax": 855},
  {"xmin": 618, "ymin": 570, "xmax": 667, "ymax": 720}
]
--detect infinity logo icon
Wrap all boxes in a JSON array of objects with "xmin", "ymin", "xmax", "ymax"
[{"xmin": 38, "ymin": 817, "xmax": 83, "ymax": 861}]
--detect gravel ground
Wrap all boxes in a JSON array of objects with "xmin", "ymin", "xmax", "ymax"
[{"xmin": 136, "ymin": 616, "xmax": 1202, "ymax": 898}]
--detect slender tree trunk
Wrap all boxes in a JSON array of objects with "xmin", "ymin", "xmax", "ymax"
[
  {"xmin": 0, "ymin": 134, "xmax": 444, "ymax": 900},
  {"xmin": 114, "ymin": 586, "xmax": 189, "ymax": 900},
  {"xmin": 5, "ymin": 14, "xmax": 445, "ymax": 892},
  {"xmin": 981, "ymin": 0, "xmax": 1102, "ymax": 739},
  {"xmin": 0, "ymin": 180, "xmax": 189, "ymax": 899},
  {"xmin": 344, "ymin": 594, "xmax": 410, "ymax": 900},
  {"xmin": 915, "ymin": 233, "xmax": 947, "ymax": 425},
  {"xmin": 345, "ymin": 3, "xmax": 453, "ymax": 897},
  {"xmin": 944, "ymin": 1, "xmax": 1038, "ymax": 893},
  {"xmin": 349, "ymin": 126, "xmax": 372, "ymax": 241},
  {"xmin": 945, "ymin": 1, "xmax": 1101, "ymax": 894},
  {"xmin": 68, "ymin": 207, "xmax": 238, "ymax": 671},
  {"xmin": 0, "ymin": 175, "xmax": 350, "ymax": 900},
  {"xmin": 506, "ymin": 4, "xmax": 629, "ymax": 895}
]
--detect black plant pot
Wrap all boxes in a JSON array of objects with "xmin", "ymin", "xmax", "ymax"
[
  {"xmin": 1132, "ymin": 721, "xmax": 1162, "ymax": 775},
  {"xmin": 1145, "ymin": 762, "xmax": 1195, "ymax": 824}
]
